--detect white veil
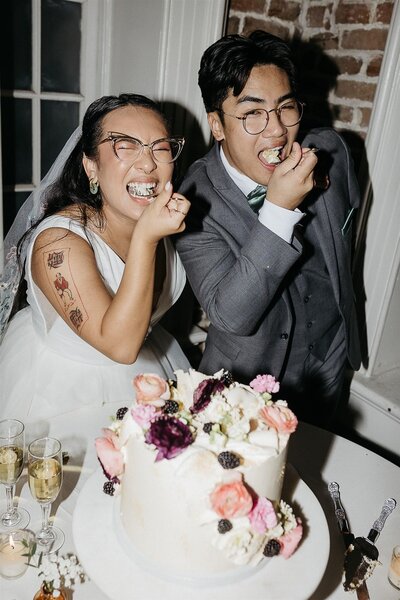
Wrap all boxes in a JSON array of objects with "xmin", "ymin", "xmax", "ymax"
[{"xmin": 0, "ymin": 126, "xmax": 82, "ymax": 341}]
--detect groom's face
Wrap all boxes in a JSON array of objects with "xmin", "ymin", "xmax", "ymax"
[{"xmin": 208, "ymin": 64, "xmax": 300, "ymax": 187}]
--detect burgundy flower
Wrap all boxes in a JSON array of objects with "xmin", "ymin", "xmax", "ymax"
[
  {"xmin": 145, "ymin": 416, "xmax": 193, "ymax": 461},
  {"xmin": 190, "ymin": 378, "xmax": 225, "ymax": 414}
]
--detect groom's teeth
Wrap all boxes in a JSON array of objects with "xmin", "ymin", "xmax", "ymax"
[
  {"xmin": 127, "ymin": 182, "xmax": 156, "ymax": 197},
  {"xmin": 262, "ymin": 147, "xmax": 282, "ymax": 164}
]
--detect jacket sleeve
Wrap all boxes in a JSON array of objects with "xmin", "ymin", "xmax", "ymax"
[{"xmin": 176, "ymin": 172, "xmax": 302, "ymax": 336}]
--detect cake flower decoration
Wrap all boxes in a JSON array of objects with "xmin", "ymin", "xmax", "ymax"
[
  {"xmin": 250, "ymin": 374, "xmax": 280, "ymax": 394},
  {"xmin": 249, "ymin": 497, "xmax": 278, "ymax": 534},
  {"xmin": 210, "ymin": 479, "xmax": 253, "ymax": 519},
  {"xmin": 258, "ymin": 402, "xmax": 298, "ymax": 434},
  {"xmin": 145, "ymin": 416, "xmax": 193, "ymax": 461},
  {"xmin": 277, "ymin": 520, "xmax": 303, "ymax": 558},
  {"xmin": 133, "ymin": 373, "xmax": 170, "ymax": 406},
  {"xmin": 190, "ymin": 377, "xmax": 225, "ymax": 414},
  {"xmin": 130, "ymin": 403, "xmax": 160, "ymax": 428},
  {"xmin": 95, "ymin": 428, "xmax": 124, "ymax": 482}
]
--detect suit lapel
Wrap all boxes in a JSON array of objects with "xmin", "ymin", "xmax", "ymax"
[{"xmin": 205, "ymin": 144, "xmax": 258, "ymax": 232}]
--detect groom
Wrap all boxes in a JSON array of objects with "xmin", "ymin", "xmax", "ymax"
[{"xmin": 175, "ymin": 30, "xmax": 361, "ymax": 426}]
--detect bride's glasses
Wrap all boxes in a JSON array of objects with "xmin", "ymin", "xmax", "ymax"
[
  {"xmin": 0, "ymin": 419, "xmax": 30, "ymax": 530},
  {"xmin": 28, "ymin": 437, "xmax": 64, "ymax": 553},
  {"xmin": 99, "ymin": 132, "xmax": 185, "ymax": 164}
]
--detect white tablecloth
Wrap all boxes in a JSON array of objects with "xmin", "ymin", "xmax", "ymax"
[{"xmin": 1, "ymin": 406, "xmax": 400, "ymax": 600}]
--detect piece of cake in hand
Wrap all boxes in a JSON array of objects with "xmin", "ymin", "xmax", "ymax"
[{"xmin": 95, "ymin": 369, "xmax": 302, "ymax": 583}]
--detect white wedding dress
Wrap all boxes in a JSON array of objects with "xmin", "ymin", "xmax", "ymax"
[{"xmin": 0, "ymin": 215, "xmax": 190, "ymax": 428}]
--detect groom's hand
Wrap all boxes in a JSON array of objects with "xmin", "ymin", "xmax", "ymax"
[{"xmin": 266, "ymin": 142, "xmax": 317, "ymax": 210}]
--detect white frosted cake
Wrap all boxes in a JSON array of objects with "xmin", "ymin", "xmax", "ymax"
[{"xmin": 95, "ymin": 369, "xmax": 302, "ymax": 582}]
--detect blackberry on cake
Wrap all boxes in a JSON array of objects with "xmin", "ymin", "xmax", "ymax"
[
  {"xmin": 217, "ymin": 519, "xmax": 233, "ymax": 534},
  {"xmin": 103, "ymin": 481, "xmax": 115, "ymax": 496},
  {"xmin": 263, "ymin": 539, "xmax": 281, "ymax": 557},
  {"xmin": 116, "ymin": 406, "xmax": 128, "ymax": 420},
  {"xmin": 163, "ymin": 399, "xmax": 180, "ymax": 414},
  {"xmin": 217, "ymin": 451, "xmax": 241, "ymax": 469}
]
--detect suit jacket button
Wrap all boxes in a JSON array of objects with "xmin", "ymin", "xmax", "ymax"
[{"xmin": 280, "ymin": 332, "xmax": 288, "ymax": 340}]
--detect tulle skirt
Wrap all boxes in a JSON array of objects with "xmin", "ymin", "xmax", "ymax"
[{"xmin": 0, "ymin": 308, "xmax": 190, "ymax": 425}]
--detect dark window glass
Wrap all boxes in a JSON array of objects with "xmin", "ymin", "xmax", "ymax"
[
  {"xmin": 0, "ymin": 0, "xmax": 32, "ymax": 90},
  {"xmin": 3, "ymin": 191, "xmax": 31, "ymax": 237},
  {"xmin": 1, "ymin": 98, "xmax": 32, "ymax": 185},
  {"xmin": 41, "ymin": 0, "xmax": 81, "ymax": 93},
  {"xmin": 41, "ymin": 100, "xmax": 79, "ymax": 177}
]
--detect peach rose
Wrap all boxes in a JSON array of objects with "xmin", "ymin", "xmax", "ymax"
[
  {"xmin": 259, "ymin": 403, "xmax": 298, "ymax": 434},
  {"xmin": 133, "ymin": 373, "xmax": 170, "ymax": 406},
  {"xmin": 210, "ymin": 480, "xmax": 253, "ymax": 519},
  {"xmin": 95, "ymin": 428, "xmax": 124, "ymax": 481},
  {"xmin": 279, "ymin": 520, "xmax": 303, "ymax": 558}
]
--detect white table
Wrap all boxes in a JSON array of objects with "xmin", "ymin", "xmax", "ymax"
[{"xmin": 1, "ymin": 407, "xmax": 400, "ymax": 600}]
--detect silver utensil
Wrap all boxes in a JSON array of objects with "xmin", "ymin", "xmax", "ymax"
[
  {"xmin": 328, "ymin": 481, "xmax": 354, "ymax": 548},
  {"xmin": 328, "ymin": 482, "xmax": 370, "ymax": 598},
  {"xmin": 343, "ymin": 497, "xmax": 396, "ymax": 593},
  {"xmin": 354, "ymin": 497, "xmax": 397, "ymax": 561}
]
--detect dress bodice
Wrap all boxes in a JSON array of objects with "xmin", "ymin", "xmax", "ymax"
[{"xmin": 25, "ymin": 215, "xmax": 186, "ymax": 365}]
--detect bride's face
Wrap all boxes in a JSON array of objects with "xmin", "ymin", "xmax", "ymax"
[{"xmin": 86, "ymin": 105, "xmax": 174, "ymax": 223}]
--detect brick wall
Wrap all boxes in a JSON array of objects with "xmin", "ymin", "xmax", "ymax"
[{"xmin": 227, "ymin": 0, "xmax": 395, "ymax": 173}]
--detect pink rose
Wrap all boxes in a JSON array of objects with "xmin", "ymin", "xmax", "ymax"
[
  {"xmin": 95, "ymin": 428, "xmax": 124, "ymax": 481},
  {"xmin": 249, "ymin": 497, "xmax": 278, "ymax": 534},
  {"xmin": 133, "ymin": 373, "xmax": 170, "ymax": 406},
  {"xmin": 250, "ymin": 374, "xmax": 280, "ymax": 394},
  {"xmin": 210, "ymin": 480, "xmax": 253, "ymax": 519},
  {"xmin": 259, "ymin": 404, "xmax": 298, "ymax": 434},
  {"xmin": 278, "ymin": 520, "xmax": 303, "ymax": 558},
  {"xmin": 131, "ymin": 404, "xmax": 160, "ymax": 428}
]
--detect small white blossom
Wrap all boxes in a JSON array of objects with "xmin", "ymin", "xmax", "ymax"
[{"xmin": 38, "ymin": 552, "xmax": 87, "ymax": 594}]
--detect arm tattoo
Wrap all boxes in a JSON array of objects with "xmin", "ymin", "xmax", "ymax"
[{"xmin": 45, "ymin": 247, "xmax": 88, "ymax": 331}]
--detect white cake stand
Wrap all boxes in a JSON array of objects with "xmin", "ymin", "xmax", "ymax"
[{"xmin": 73, "ymin": 465, "xmax": 329, "ymax": 600}]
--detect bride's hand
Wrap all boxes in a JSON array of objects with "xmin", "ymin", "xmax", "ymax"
[{"xmin": 135, "ymin": 181, "xmax": 190, "ymax": 244}]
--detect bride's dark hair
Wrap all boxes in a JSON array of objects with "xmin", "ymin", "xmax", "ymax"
[
  {"xmin": 38, "ymin": 93, "xmax": 170, "ymax": 227},
  {"xmin": 13, "ymin": 93, "xmax": 170, "ymax": 315}
]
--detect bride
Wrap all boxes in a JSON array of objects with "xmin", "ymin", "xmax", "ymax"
[{"xmin": 0, "ymin": 93, "xmax": 191, "ymax": 425}]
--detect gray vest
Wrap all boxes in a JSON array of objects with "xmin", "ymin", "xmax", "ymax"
[{"xmin": 288, "ymin": 206, "xmax": 341, "ymax": 367}]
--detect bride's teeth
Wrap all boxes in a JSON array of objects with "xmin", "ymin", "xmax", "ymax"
[
  {"xmin": 262, "ymin": 147, "xmax": 282, "ymax": 164},
  {"xmin": 127, "ymin": 182, "xmax": 156, "ymax": 197}
]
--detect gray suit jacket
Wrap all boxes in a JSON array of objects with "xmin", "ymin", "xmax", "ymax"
[{"xmin": 176, "ymin": 127, "xmax": 361, "ymax": 382}]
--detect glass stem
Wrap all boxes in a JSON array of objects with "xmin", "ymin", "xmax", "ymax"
[
  {"xmin": 5, "ymin": 483, "xmax": 16, "ymax": 516},
  {"xmin": 40, "ymin": 503, "xmax": 51, "ymax": 534}
]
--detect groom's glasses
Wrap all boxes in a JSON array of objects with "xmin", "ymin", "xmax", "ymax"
[
  {"xmin": 98, "ymin": 132, "xmax": 185, "ymax": 164},
  {"xmin": 220, "ymin": 100, "xmax": 304, "ymax": 135}
]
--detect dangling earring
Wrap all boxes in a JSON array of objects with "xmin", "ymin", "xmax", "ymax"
[{"xmin": 89, "ymin": 178, "xmax": 99, "ymax": 195}]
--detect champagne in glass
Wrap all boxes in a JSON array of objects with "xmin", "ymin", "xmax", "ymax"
[
  {"xmin": 0, "ymin": 419, "xmax": 30, "ymax": 530},
  {"xmin": 28, "ymin": 437, "xmax": 64, "ymax": 553}
]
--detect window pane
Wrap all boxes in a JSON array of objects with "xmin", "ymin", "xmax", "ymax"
[
  {"xmin": 3, "ymin": 191, "xmax": 31, "ymax": 237},
  {"xmin": 41, "ymin": 100, "xmax": 79, "ymax": 177},
  {"xmin": 0, "ymin": 0, "xmax": 32, "ymax": 91},
  {"xmin": 1, "ymin": 98, "xmax": 32, "ymax": 185},
  {"xmin": 41, "ymin": 0, "xmax": 81, "ymax": 93}
]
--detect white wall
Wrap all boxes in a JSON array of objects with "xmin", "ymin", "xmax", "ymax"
[
  {"xmin": 348, "ymin": 1, "xmax": 400, "ymax": 459},
  {"xmin": 107, "ymin": 0, "xmax": 227, "ymax": 155}
]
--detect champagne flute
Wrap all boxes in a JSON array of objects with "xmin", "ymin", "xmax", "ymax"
[
  {"xmin": 28, "ymin": 437, "xmax": 64, "ymax": 553},
  {"xmin": 0, "ymin": 419, "xmax": 30, "ymax": 530}
]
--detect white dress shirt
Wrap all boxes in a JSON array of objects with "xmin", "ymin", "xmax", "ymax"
[{"xmin": 220, "ymin": 147, "xmax": 304, "ymax": 244}]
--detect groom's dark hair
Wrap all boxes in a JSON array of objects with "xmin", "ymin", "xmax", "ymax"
[{"xmin": 198, "ymin": 30, "xmax": 297, "ymax": 115}]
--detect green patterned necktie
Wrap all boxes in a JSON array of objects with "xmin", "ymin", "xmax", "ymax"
[{"xmin": 247, "ymin": 185, "xmax": 266, "ymax": 213}]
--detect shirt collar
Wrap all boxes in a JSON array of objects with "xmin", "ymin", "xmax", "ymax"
[{"xmin": 219, "ymin": 146, "xmax": 258, "ymax": 197}]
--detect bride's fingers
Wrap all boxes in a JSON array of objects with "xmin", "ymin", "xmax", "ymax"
[{"xmin": 167, "ymin": 195, "xmax": 189, "ymax": 216}]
